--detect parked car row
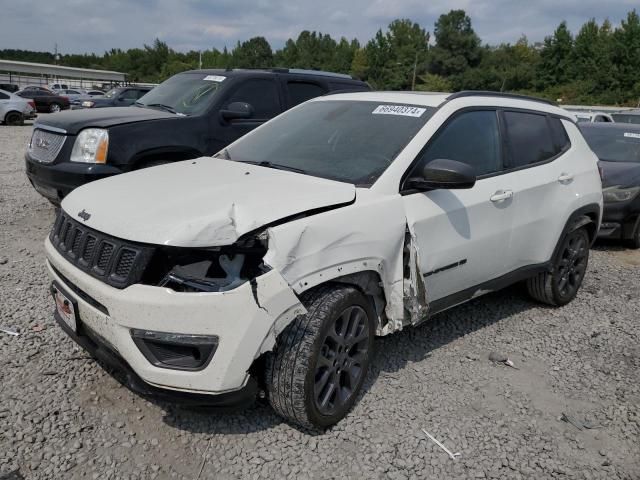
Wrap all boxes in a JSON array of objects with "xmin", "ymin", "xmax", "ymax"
[{"xmin": 0, "ymin": 89, "xmax": 37, "ymax": 125}]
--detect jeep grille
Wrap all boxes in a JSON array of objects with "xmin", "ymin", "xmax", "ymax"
[{"xmin": 50, "ymin": 210, "xmax": 155, "ymax": 289}]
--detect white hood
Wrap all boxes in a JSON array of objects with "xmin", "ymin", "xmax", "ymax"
[{"xmin": 61, "ymin": 157, "xmax": 355, "ymax": 247}]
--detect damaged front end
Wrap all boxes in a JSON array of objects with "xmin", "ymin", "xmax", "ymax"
[{"xmin": 145, "ymin": 234, "xmax": 269, "ymax": 293}]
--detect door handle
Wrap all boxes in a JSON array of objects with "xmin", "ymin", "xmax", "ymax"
[
  {"xmin": 490, "ymin": 190, "xmax": 513, "ymax": 203},
  {"xmin": 558, "ymin": 173, "xmax": 574, "ymax": 184}
]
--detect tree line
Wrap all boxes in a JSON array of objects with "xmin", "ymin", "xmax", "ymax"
[{"xmin": 2, "ymin": 9, "xmax": 639, "ymax": 105}]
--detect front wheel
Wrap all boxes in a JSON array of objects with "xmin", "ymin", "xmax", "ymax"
[
  {"xmin": 527, "ymin": 228, "xmax": 590, "ymax": 306},
  {"xmin": 49, "ymin": 103, "xmax": 62, "ymax": 113},
  {"xmin": 266, "ymin": 285, "xmax": 375, "ymax": 429}
]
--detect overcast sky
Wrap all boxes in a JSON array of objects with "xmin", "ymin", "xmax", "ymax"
[{"xmin": 1, "ymin": 0, "xmax": 638, "ymax": 55}]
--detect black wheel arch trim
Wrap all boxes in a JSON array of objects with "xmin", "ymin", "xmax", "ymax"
[{"xmin": 551, "ymin": 203, "xmax": 601, "ymax": 267}]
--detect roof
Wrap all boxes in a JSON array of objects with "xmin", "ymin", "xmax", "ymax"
[
  {"xmin": 315, "ymin": 91, "xmax": 451, "ymax": 107},
  {"xmin": 313, "ymin": 91, "xmax": 574, "ymax": 117},
  {"xmin": 579, "ymin": 122, "xmax": 640, "ymax": 131},
  {"xmin": 180, "ymin": 68, "xmax": 362, "ymax": 82},
  {"xmin": 0, "ymin": 59, "xmax": 126, "ymax": 82}
]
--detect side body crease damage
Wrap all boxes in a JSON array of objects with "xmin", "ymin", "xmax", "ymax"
[{"xmin": 261, "ymin": 189, "xmax": 430, "ymax": 344}]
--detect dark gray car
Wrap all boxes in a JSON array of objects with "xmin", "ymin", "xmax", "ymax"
[{"xmin": 80, "ymin": 86, "xmax": 152, "ymax": 109}]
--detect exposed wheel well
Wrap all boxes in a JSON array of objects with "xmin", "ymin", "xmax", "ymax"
[{"xmin": 326, "ymin": 270, "xmax": 388, "ymax": 333}]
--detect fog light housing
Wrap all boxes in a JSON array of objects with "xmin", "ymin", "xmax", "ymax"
[{"xmin": 131, "ymin": 329, "xmax": 218, "ymax": 371}]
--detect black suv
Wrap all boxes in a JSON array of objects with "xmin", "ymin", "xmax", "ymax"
[
  {"xmin": 79, "ymin": 86, "xmax": 152, "ymax": 109},
  {"xmin": 25, "ymin": 68, "xmax": 369, "ymax": 203}
]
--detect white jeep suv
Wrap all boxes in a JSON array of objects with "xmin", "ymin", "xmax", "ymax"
[{"xmin": 45, "ymin": 91, "xmax": 602, "ymax": 429}]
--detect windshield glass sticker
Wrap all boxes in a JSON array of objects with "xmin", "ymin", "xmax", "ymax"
[
  {"xmin": 372, "ymin": 105, "xmax": 426, "ymax": 117},
  {"xmin": 623, "ymin": 132, "xmax": 640, "ymax": 139},
  {"xmin": 203, "ymin": 75, "xmax": 226, "ymax": 82}
]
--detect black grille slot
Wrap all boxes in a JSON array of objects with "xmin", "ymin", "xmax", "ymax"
[
  {"xmin": 115, "ymin": 249, "xmax": 137, "ymax": 277},
  {"xmin": 72, "ymin": 229, "xmax": 83, "ymax": 257},
  {"xmin": 83, "ymin": 236, "xmax": 97, "ymax": 262},
  {"xmin": 95, "ymin": 242, "xmax": 114, "ymax": 272},
  {"xmin": 49, "ymin": 210, "xmax": 154, "ymax": 289}
]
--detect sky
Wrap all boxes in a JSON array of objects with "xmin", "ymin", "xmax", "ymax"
[{"xmin": 1, "ymin": 0, "xmax": 638, "ymax": 55}]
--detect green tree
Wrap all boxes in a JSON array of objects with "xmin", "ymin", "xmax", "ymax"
[
  {"xmin": 365, "ymin": 19, "xmax": 429, "ymax": 89},
  {"xmin": 232, "ymin": 37, "xmax": 273, "ymax": 68},
  {"xmin": 428, "ymin": 9, "xmax": 481, "ymax": 82},
  {"xmin": 612, "ymin": 10, "xmax": 640, "ymax": 102},
  {"xmin": 537, "ymin": 22, "xmax": 573, "ymax": 89},
  {"xmin": 350, "ymin": 48, "xmax": 369, "ymax": 79}
]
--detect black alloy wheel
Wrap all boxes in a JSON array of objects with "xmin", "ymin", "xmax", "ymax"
[{"xmin": 313, "ymin": 305, "xmax": 370, "ymax": 416}]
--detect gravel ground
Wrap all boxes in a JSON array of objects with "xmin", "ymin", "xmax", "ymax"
[{"xmin": 1, "ymin": 119, "xmax": 639, "ymax": 480}]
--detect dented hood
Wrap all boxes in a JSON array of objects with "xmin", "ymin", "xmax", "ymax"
[{"xmin": 61, "ymin": 157, "xmax": 355, "ymax": 247}]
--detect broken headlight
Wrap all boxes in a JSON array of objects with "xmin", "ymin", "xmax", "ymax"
[{"xmin": 148, "ymin": 236, "xmax": 268, "ymax": 293}]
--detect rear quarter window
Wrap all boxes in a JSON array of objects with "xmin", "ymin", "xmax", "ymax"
[{"xmin": 549, "ymin": 117, "xmax": 570, "ymax": 152}]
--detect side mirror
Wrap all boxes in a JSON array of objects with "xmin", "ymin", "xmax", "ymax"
[
  {"xmin": 220, "ymin": 102, "xmax": 254, "ymax": 121},
  {"xmin": 405, "ymin": 159, "xmax": 476, "ymax": 191}
]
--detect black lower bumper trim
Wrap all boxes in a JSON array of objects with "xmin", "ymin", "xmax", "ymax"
[{"xmin": 53, "ymin": 310, "xmax": 257, "ymax": 409}]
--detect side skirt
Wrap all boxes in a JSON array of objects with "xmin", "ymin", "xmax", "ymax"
[{"xmin": 428, "ymin": 262, "xmax": 551, "ymax": 316}]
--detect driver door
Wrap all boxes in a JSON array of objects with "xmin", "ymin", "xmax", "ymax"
[
  {"xmin": 210, "ymin": 78, "xmax": 283, "ymax": 154},
  {"xmin": 402, "ymin": 109, "xmax": 516, "ymax": 302}
]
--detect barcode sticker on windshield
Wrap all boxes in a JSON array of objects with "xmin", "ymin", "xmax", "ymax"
[
  {"xmin": 624, "ymin": 132, "xmax": 640, "ymax": 139},
  {"xmin": 203, "ymin": 75, "xmax": 226, "ymax": 82},
  {"xmin": 372, "ymin": 105, "xmax": 426, "ymax": 117}
]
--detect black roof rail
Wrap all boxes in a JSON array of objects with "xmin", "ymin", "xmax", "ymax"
[
  {"xmin": 447, "ymin": 90, "xmax": 557, "ymax": 106},
  {"xmin": 322, "ymin": 88, "xmax": 370, "ymax": 96},
  {"xmin": 228, "ymin": 67, "xmax": 354, "ymax": 79}
]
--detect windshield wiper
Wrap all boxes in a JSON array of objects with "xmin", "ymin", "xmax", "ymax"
[
  {"xmin": 241, "ymin": 160, "xmax": 308, "ymax": 174},
  {"xmin": 145, "ymin": 103, "xmax": 177, "ymax": 114}
]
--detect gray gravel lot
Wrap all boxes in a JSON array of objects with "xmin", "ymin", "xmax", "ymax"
[{"xmin": 1, "ymin": 119, "xmax": 639, "ymax": 480}]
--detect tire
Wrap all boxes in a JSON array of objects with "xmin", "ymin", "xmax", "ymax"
[
  {"xmin": 49, "ymin": 103, "xmax": 62, "ymax": 113},
  {"xmin": 627, "ymin": 222, "xmax": 640, "ymax": 249},
  {"xmin": 266, "ymin": 284, "xmax": 375, "ymax": 430},
  {"xmin": 4, "ymin": 112, "xmax": 23, "ymax": 126},
  {"xmin": 527, "ymin": 228, "xmax": 590, "ymax": 306}
]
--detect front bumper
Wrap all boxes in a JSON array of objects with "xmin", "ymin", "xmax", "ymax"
[
  {"xmin": 45, "ymin": 238, "xmax": 305, "ymax": 396},
  {"xmin": 25, "ymin": 152, "xmax": 122, "ymax": 202},
  {"xmin": 598, "ymin": 197, "xmax": 640, "ymax": 240}
]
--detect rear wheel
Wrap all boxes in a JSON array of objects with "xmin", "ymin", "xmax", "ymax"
[
  {"xmin": 527, "ymin": 228, "xmax": 590, "ymax": 306},
  {"xmin": 4, "ymin": 112, "xmax": 23, "ymax": 126},
  {"xmin": 266, "ymin": 285, "xmax": 375, "ymax": 429},
  {"xmin": 49, "ymin": 103, "xmax": 62, "ymax": 113}
]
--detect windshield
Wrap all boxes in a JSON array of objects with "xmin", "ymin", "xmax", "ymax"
[
  {"xmin": 104, "ymin": 88, "xmax": 119, "ymax": 98},
  {"xmin": 218, "ymin": 100, "xmax": 435, "ymax": 186},
  {"xmin": 136, "ymin": 73, "xmax": 224, "ymax": 115},
  {"xmin": 582, "ymin": 127, "xmax": 640, "ymax": 163}
]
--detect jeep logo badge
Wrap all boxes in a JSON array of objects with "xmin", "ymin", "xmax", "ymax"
[{"xmin": 77, "ymin": 209, "xmax": 91, "ymax": 222}]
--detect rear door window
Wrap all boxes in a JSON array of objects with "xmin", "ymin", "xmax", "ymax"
[
  {"xmin": 503, "ymin": 111, "xmax": 557, "ymax": 168},
  {"xmin": 224, "ymin": 79, "xmax": 281, "ymax": 119},
  {"xmin": 0, "ymin": 92, "xmax": 9, "ymax": 100},
  {"xmin": 286, "ymin": 81, "xmax": 326, "ymax": 107}
]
